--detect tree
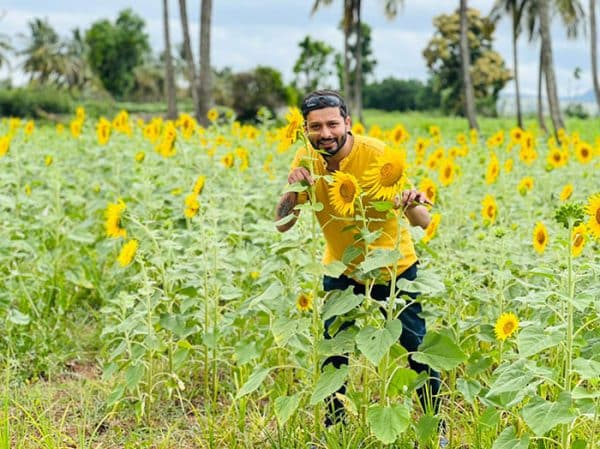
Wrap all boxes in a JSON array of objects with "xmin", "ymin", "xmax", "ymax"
[
  {"xmin": 178, "ymin": 0, "xmax": 201, "ymax": 120},
  {"xmin": 460, "ymin": 0, "xmax": 479, "ymax": 129},
  {"xmin": 293, "ymin": 36, "xmax": 335, "ymax": 96},
  {"xmin": 423, "ymin": 8, "xmax": 512, "ymax": 116},
  {"xmin": 85, "ymin": 9, "xmax": 150, "ymax": 98},
  {"xmin": 20, "ymin": 18, "xmax": 63, "ymax": 84},
  {"xmin": 335, "ymin": 22, "xmax": 377, "ymax": 98},
  {"xmin": 162, "ymin": 0, "xmax": 178, "ymax": 119},
  {"xmin": 592, "ymin": 0, "xmax": 600, "ymax": 109},
  {"xmin": 363, "ymin": 77, "xmax": 439, "ymax": 111},
  {"xmin": 491, "ymin": 0, "xmax": 528, "ymax": 127},
  {"xmin": 0, "ymin": 13, "xmax": 13, "ymax": 72},
  {"xmin": 231, "ymin": 66, "xmax": 289, "ymax": 121},
  {"xmin": 198, "ymin": 0, "xmax": 213, "ymax": 126}
]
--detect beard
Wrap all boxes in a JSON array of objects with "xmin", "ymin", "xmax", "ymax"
[{"xmin": 310, "ymin": 131, "xmax": 349, "ymax": 158}]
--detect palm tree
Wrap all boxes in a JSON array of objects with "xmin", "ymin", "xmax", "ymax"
[
  {"xmin": 491, "ymin": 0, "xmax": 528, "ymax": 127},
  {"xmin": 178, "ymin": 0, "xmax": 201, "ymax": 120},
  {"xmin": 460, "ymin": 0, "xmax": 479, "ymax": 130},
  {"xmin": 20, "ymin": 18, "xmax": 63, "ymax": 84},
  {"xmin": 591, "ymin": 0, "xmax": 600, "ymax": 109},
  {"xmin": 163, "ymin": 0, "xmax": 178, "ymax": 119},
  {"xmin": 198, "ymin": 0, "xmax": 213, "ymax": 126},
  {"xmin": 0, "ymin": 13, "xmax": 13, "ymax": 72}
]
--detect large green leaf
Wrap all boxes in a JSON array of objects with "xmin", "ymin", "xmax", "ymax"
[
  {"xmin": 323, "ymin": 260, "xmax": 347, "ymax": 278},
  {"xmin": 358, "ymin": 249, "xmax": 400, "ymax": 274},
  {"xmin": 522, "ymin": 392, "xmax": 575, "ymax": 437},
  {"xmin": 485, "ymin": 360, "xmax": 535, "ymax": 399},
  {"xmin": 274, "ymin": 393, "xmax": 301, "ymax": 425},
  {"xmin": 491, "ymin": 426, "xmax": 530, "ymax": 449},
  {"xmin": 237, "ymin": 366, "xmax": 272, "ymax": 399},
  {"xmin": 367, "ymin": 403, "xmax": 410, "ymax": 444},
  {"xmin": 456, "ymin": 378, "xmax": 481, "ymax": 405},
  {"xmin": 517, "ymin": 324, "xmax": 563, "ymax": 358},
  {"xmin": 271, "ymin": 316, "xmax": 310, "ymax": 346},
  {"xmin": 309, "ymin": 364, "xmax": 348, "ymax": 405},
  {"xmin": 356, "ymin": 320, "xmax": 402, "ymax": 365},
  {"xmin": 318, "ymin": 327, "xmax": 357, "ymax": 357},
  {"xmin": 412, "ymin": 331, "xmax": 467, "ymax": 371},
  {"xmin": 396, "ymin": 270, "xmax": 445, "ymax": 297},
  {"xmin": 415, "ymin": 414, "xmax": 440, "ymax": 446},
  {"xmin": 322, "ymin": 288, "xmax": 364, "ymax": 321},
  {"xmin": 572, "ymin": 357, "xmax": 600, "ymax": 380}
]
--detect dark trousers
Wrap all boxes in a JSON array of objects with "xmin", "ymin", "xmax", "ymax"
[{"xmin": 322, "ymin": 263, "xmax": 441, "ymax": 424}]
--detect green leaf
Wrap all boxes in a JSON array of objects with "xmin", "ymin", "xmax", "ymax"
[
  {"xmin": 491, "ymin": 426, "xmax": 530, "ymax": 449},
  {"xmin": 372, "ymin": 201, "xmax": 394, "ymax": 212},
  {"xmin": 517, "ymin": 325, "xmax": 563, "ymax": 358},
  {"xmin": 456, "ymin": 378, "xmax": 481, "ymax": 405},
  {"xmin": 356, "ymin": 320, "xmax": 402, "ymax": 365},
  {"xmin": 318, "ymin": 327, "xmax": 357, "ymax": 357},
  {"xmin": 322, "ymin": 288, "xmax": 364, "ymax": 321},
  {"xmin": 7, "ymin": 309, "xmax": 30, "ymax": 325},
  {"xmin": 485, "ymin": 360, "xmax": 535, "ymax": 400},
  {"xmin": 342, "ymin": 245, "xmax": 362, "ymax": 265},
  {"xmin": 522, "ymin": 392, "xmax": 575, "ymax": 437},
  {"xmin": 415, "ymin": 414, "xmax": 440, "ymax": 446},
  {"xmin": 125, "ymin": 363, "xmax": 144, "ymax": 391},
  {"xmin": 358, "ymin": 249, "xmax": 400, "ymax": 274},
  {"xmin": 572, "ymin": 358, "xmax": 600, "ymax": 380},
  {"xmin": 274, "ymin": 393, "xmax": 301, "ymax": 426},
  {"xmin": 478, "ymin": 407, "xmax": 500, "ymax": 429},
  {"xmin": 237, "ymin": 366, "xmax": 272, "ymax": 399},
  {"xmin": 396, "ymin": 271, "xmax": 445, "ymax": 297},
  {"xmin": 412, "ymin": 331, "xmax": 467, "ymax": 371},
  {"xmin": 323, "ymin": 260, "xmax": 347, "ymax": 278},
  {"xmin": 271, "ymin": 316, "xmax": 310, "ymax": 346},
  {"xmin": 388, "ymin": 367, "xmax": 418, "ymax": 397},
  {"xmin": 309, "ymin": 364, "xmax": 348, "ymax": 405},
  {"xmin": 367, "ymin": 403, "xmax": 410, "ymax": 444}
]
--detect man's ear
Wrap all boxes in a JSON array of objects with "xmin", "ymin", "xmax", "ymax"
[{"xmin": 346, "ymin": 116, "xmax": 352, "ymax": 129}]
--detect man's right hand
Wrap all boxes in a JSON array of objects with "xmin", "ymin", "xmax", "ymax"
[{"xmin": 288, "ymin": 167, "xmax": 314, "ymax": 186}]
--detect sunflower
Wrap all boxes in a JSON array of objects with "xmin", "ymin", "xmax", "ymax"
[
  {"xmin": 96, "ymin": 117, "xmax": 111, "ymax": 145},
  {"xmin": 0, "ymin": 135, "xmax": 11, "ymax": 157},
  {"xmin": 135, "ymin": 151, "xmax": 145, "ymax": 163},
  {"xmin": 510, "ymin": 127, "xmax": 524, "ymax": 144},
  {"xmin": 75, "ymin": 106, "xmax": 85, "ymax": 122},
  {"xmin": 44, "ymin": 155, "xmax": 53, "ymax": 166},
  {"xmin": 352, "ymin": 122, "xmax": 366, "ymax": 135},
  {"xmin": 585, "ymin": 193, "xmax": 600, "ymax": 240},
  {"xmin": 485, "ymin": 153, "xmax": 500, "ymax": 184},
  {"xmin": 117, "ymin": 239, "xmax": 139, "ymax": 267},
  {"xmin": 418, "ymin": 177, "xmax": 437, "ymax": 205},
  {"xmin": 456, "ymin": 133, "xmax": 467, "ymax": 145},
  {"xmin": 547, "ymin": 147, "xmax": 567, "ymax": 168},
  {"xmin": 221, "ymin": 152, "xmax": 235, "ymax": 168},
  {"xmin": 532, "ymin": 222, "xmax": 549, "ymax": 253},
  {"xmin": 422, "ymin": 213, "xmax": 441, "ymax": 243},
  {"xmin": 363, "ymin": 148, "xmax": 407, "ymax": 200},
  {"xmin": 207, "ymin": 108, "xmax": 219, "ymax": 123},
  {"xmin": 575, "ymin": 142, "xmax": 593, "ymax": 164},
  {"xmin": 415, "ymin": 137, "xmax": 429, "ymax": 156},
  {"xmin": 517, "ymin": 177, "xmax": 534, "ymax": 195},
  {"xmin": 296, "ymin": 292, "xmax": 313, "ymax": 312},
  {"xmin": 24, "ymin": 120, "xmax": 34, "ymax": 136},
  {"xmin": 438, "ymin": 159, "xmax": 455, "ymax": 187},
  {"xmin": 283, "ymin": 107, "xmax": 303, "ymax": 145},
  {"xmin": 184, "ymin": 193, "xmax": 200, "ymax": 218},
  {"xmin": 571, "ymin": 224, "xmax": 587, "ymax": 257},
  {"xmin": 368, "ymin": 124, "xmax": 382, "ymax": 139},
  {"xmin": 390, "ymin": 124, "xmax": 410, "ymax": 146},
  {"xmin": 70, "ymin": 119, "xmax": 82, "ymax": 138},
  {"xmin": 481, "ymin": 195, "xmax": 497, "ymax": 224},
  {"xmin": 469, "ymin": 128, "xmax": 478, "ymax": 145},
  {"xmin": 559, "ymin": 184, "xmax": 573, "ymax": 201},
  {"xmin": 105, "ymin": 200, "xmax": 127, "ymax": 239},
  {"xmin": 330, "ymin": 171, "xmax": 361, "ymax": 216},
  {"xmin": 504, "ymin": 158, "xmax": 513, "ymax": 173},
  {"xmin": 494, "ymin": 312, "xmax": 519, "ymax": 341},
  {"xmin": 193, "ymin": 175, "xmax": 206, "ymax": 195}
]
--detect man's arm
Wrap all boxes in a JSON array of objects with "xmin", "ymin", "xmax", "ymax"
[
  {"xmin": 396, "ymin": 189, "xmax": 432, "ymax": 229},
  {"xmin": 275, "ymin": 191, "xmax": 300, "ymax": 232}
]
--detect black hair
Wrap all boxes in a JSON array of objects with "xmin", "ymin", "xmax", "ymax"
[{"xmin": 300, "ymin": 89, "xmax": 349, "ymax": 119}]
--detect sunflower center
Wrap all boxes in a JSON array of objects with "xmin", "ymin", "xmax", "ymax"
[
  {"xmin": 502, "ymin": 321, "xmax": 515, "ymax": 335},
  {"xmin": 487, "ymin": 205, "xmax": 495, "ymax": 217},
  {"xmin": 596, "ymin": 208, "xmax": 600, "ymax": 224},
  {"xmin": 339, "ymin": 181, "xmax": 357, "ymax": 203},
  {"xmin": 379, "ymin": 162, "xmax": 403, "ymax": 187},
  {"xmin": 536, "ymin": 231, "xmax": 546, "ymax": 245},
  {"xmin": 444, "ymin": 167, "xmax": 452, "ymax": 178},
  {"xmin": 553, "ymin": 153, "xmax": 561, "ymax": 162},
  {"xmin": 581, "ymin": 148, "xmax": 589, "ymax": 158},
  {"xmin": 573, "ymin": 233, "xmax": 584, "ymax": 246}
]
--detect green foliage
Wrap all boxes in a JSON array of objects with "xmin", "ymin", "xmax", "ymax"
[
  {"xmin": 423, "ymin": 8, "xmax": 512, "ymax": 116},
  {"xmin": 364, "ymin": 78, "xmax": 440, "ymax": 112},
  {"xmin": 0, "ymin": 87, "xmax": 72, "ymax": 117},
  {"xmin": 230, "ymin": 66, "xmax": 290, "ymax": 121},
  {"xmin": 85, "ymin": 9, "xmax": 150, "ymax": 98},
  {"xmin": 292, "ymin": 36, "xmax": 335, "ymax": 96}
]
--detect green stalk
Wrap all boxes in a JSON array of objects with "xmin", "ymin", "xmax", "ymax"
[{"xmin": 561, "ymin": 219, "xmax": 575, "ymax": 449}]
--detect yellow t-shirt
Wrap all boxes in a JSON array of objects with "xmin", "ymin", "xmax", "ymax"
[{"xmin": 290, "ymin": 134, "xmax": 418, "ymax": 280}]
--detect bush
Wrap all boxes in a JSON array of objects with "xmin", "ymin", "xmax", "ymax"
[{"xmin": 0, "ymin": 87, "xmax": 73, "ymax": 118}]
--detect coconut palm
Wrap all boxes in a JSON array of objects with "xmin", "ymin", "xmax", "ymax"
[
  {"xmin": 591, "ymin": 0, "xmax": 600, "ymax": 108},
  {"xmin": 198, "ymin": 0, "xmax": 213, "ymax": 126},
  {"xmin": 20, "ymin": 18, "xmax": 63, "ymax": 84},
  {"xmin": 163, "ymin": 0, "xmax": 178, "ymax": 119},
  {"xmin": 178, "ymin": 0, "xmax": 201, "ymax": 120},
  {"xmin": 0, "ymin": 13, "xmax": 13, "ymax": 72},
  {"xmin": 460, "ymin": 0, "xmax": 479, "ymax": 130},
  {"xmin": 491, "ymin": 0, "xmax": 528, "ymax": 127}
]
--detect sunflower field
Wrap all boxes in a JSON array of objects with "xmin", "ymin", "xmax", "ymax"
[{"xmin": 0, "ymin": 107, "xmax": 599, "ymax": 448}]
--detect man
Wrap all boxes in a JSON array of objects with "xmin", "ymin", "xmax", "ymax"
[{"xmin": 275, "ymin": 90, "xmax": 442, "ymax": 436}]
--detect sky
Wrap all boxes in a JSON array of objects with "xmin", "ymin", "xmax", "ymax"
[{"xmin": 0, "ymin": 0, "xmax": 593, "ymax": 98}]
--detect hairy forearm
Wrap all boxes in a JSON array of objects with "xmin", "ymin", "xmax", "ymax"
[{"xmin": 275, "ymin": 191, "xmax": 300, "ymax": 232}]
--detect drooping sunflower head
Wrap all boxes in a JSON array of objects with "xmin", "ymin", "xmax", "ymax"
[
  {"xmin": 421, "ymin": 213, "xmax": 441, "ymax": 244},
  {"xmin": 485, "ymin": 153, "xmax": 500, "ymax": 184},
  {"xmin": 329, "ymin": 171, "xmax": 361, "ymax": 216},
  {"xmin": 117, "ymin": 239, "xmax": 139, "ymax": 267},
  {"xmin": 585, "ymin": 193, "xmax": 600, "ymax": 240},
  {"xmin": 559, "ymin": 184, "xmax": 574, "ymax": 201},
  {"xmin": 571, "ymin": 224, "xmax": 587, "ymax": 257},
  {"xmin": 418, "ymin": 177, "xmax": 437, "ymax": 205},
  {"xmin": 532, "ymin": 222, "xmax": 549, "ymax": 254},
  {"xmin": 517, "ymin": 177, "xmax": 534, "ymax": 195},
  {"xmin": 105, "ymin": 199, "xmax": 127, "ymax": 239},
  {"xmin": 363, "ymin": 148, "xmax": 408, "ymax": 200},
  {"xmin": 494, "ymin": 312, "xmax": 519, "ymax": 341},
  {"xmin": 283, "ymin": 107, "xmax": 304, "ymax": 144}
]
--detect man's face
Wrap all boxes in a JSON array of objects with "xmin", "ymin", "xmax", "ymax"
[{"xmin": 304, "ymin": 107, "xmax": 351, "ymax": 158}]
